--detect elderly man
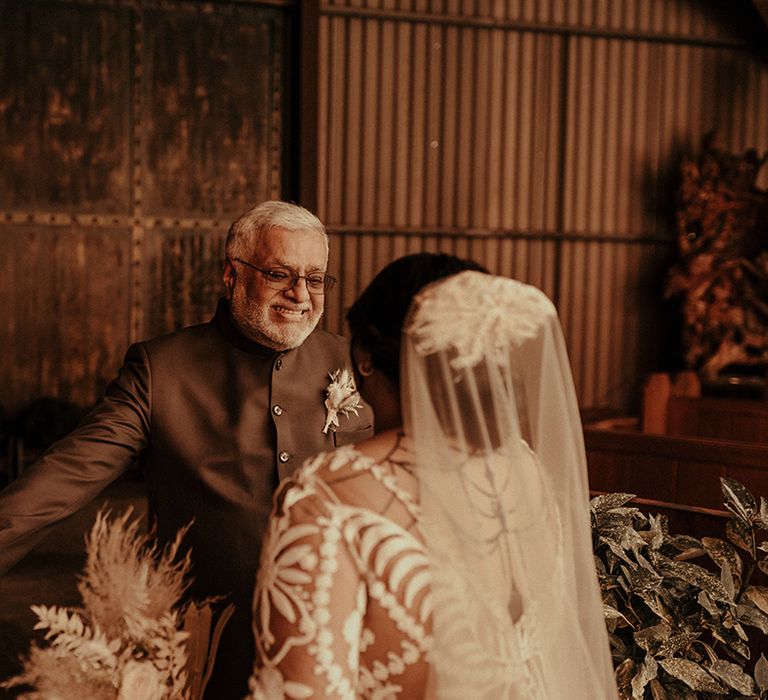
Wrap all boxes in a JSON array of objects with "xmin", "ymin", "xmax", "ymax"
[{"xmin": 0, "ymin": 201, "xmax": 373, "ymax": 698}]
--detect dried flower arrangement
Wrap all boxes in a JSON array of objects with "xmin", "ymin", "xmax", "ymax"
[
  {"xmin": 0, "ymin": 509, "xmax": 227, "ymax": 700},
  {"xmin": 593, "ymin": 477, "xmax": 768, "ymax": 698},
  {"xmin": 664, "ymin": 133, "xmax": 768, "ymax": 380},
  {"xmin": 322, "ymin": 368, "xmax": 363, "ymax": 434}
]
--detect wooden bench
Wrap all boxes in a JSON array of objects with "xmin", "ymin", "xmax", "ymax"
[{"xmin": 585, "ymin": 423, "xmax": 768, "ymax": 538}]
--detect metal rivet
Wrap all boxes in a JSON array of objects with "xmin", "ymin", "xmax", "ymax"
[
  {"xmin": 272, "ymin": 405, "xmax": 283, "ymax": 416},
  {"xmin": 278, "ymin": 451, "xmax": 291, "ymax": 463},
  {"xmin": 275, "ymin": 358, "xmax": 283, "ymax": 371}
]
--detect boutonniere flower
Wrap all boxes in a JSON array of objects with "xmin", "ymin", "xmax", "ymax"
[{"xmin": 322, "ymin": 368, "xmax": 363, "ymax": 434}]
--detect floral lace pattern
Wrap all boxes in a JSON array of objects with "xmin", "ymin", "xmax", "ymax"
[
  {"xmin": 405, "ymin": 271, "xmax": 556, "ymax": 369},
  {"xmin": 248, "ymin": 444, "xmax": 432, "ymax": 700},
  {"xmin": 249, "ymin": 440, "xmax": 570, "ymax": 699}
]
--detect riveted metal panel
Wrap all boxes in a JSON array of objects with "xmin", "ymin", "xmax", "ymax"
[
  {"xmin": 0, "ymin": 224, "xmax": 132, "ymax": 411},
  {"xmin": 142, "ymin": 227, "xmax": 227, "ymax": 337},
  {"xmin": 1, "ymin": 0, "xmax": 293, "ymax": 411},
  {"xmin": 0, "ymin": 1, "xmax": 132, "ymax": 213},
  {"xmin": 140, "ymin": 4, "xmax": 285, "ymax": 218}
]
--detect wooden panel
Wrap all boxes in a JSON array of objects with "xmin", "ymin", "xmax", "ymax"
[
  {"xmin": 0, "ymin": 224, "xmax": 132, "ymax": 412},
  {"xmin": 675, "ymin": 459, "xmax": 727, "ymax": 507},
  {"xmin": 0, "ymin": 1, "xmax": 131, "ymax": 213},
  {"xmin": 630, "ymin": 454, "xmax": 680, "ymax": 503},
  {"xmin": 585, "ymin": 427, "xmax": 768, "ymax": 511},
  {"xmin": 666, "ymin": 396, "xmax": 768, "ymax": 443},
  {"xmin": 143, "ymin": 226, "xmax": 227, "ymax": 337},
  {"xmin": 586, "ymin": 448, "xmax": 627, "ymax": 493},
  {"xmin": 141, "ymin": 5, "xmax": 285, "ymax": 217}
]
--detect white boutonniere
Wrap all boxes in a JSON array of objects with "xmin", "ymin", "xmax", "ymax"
[{"xmin": 322, "ymin": 368, "xmax": 363, "ymax": 434}]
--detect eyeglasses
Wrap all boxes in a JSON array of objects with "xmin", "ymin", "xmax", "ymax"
[{"xmin": 231, "ymin": 257, "xmax": 336, "ymax": 295}]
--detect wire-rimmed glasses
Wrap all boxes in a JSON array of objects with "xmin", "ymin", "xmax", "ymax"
[{"xmin": 231, "ymin": 257, "xmax": 336, "ymax": 295}]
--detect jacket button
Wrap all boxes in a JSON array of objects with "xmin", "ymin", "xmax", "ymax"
[
  {"xmin": 278, "ymin": 451, "xmax": 291, "ymax": 463},
  {"xmin": 275, "ymin": 358, "xmax": 283, "ymax": 370},
  {"xmin": 272, "ymin": 404, "xmax": 283, "ymax": 416}
]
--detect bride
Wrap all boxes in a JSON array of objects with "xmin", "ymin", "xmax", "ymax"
[{"xmin": 247, "ymin": 257, "xmax": 618, "ymax": 699}]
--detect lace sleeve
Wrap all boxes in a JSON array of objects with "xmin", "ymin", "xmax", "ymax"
[{"xmin": 248, "ymin": 474, "xmax": 365, "ymax": 700}]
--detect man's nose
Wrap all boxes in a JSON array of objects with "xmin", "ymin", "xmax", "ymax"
[{"xmin": 284, "ymin": 277, "xmax": 310, "ymax": 302}]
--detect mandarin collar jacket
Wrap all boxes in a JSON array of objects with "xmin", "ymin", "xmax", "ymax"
[{"xmin": 0, "ymin": 298, "xmax": 373, "ymax": 697}]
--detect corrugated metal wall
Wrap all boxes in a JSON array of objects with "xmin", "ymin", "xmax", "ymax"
[
  {"xmin": 315, "ymin": 0, "xmax": 768, "ymax": 412},
  {"xmin": 0, "ymin": 0, "xmax": 289, "ymax": 410},
  {"xmin": 2, "ymin": 0, "xmax": 767, "ymax": 417}
]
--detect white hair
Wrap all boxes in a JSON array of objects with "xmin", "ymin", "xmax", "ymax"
[{"xmin": 225, "ymin": 201, "xmax": 327, "ymax": 260}]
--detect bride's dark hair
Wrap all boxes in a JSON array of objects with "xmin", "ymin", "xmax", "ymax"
[{"xmin": 346, "ymin": 253, "xmax": 487, "ymax": 387}]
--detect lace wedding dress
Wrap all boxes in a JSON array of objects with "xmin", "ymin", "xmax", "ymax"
[
  {"xmin": 249, "ymin": 437, "xmax": 432, "ymax": 699},
  {"xmin": 249, "ymin": 271, "xmax": 618, "ymax": 699}
]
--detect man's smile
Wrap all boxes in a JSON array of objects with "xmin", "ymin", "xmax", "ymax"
[{"xmin": 272, "ymin": 304, "xmax": 309, "ymax": 319}]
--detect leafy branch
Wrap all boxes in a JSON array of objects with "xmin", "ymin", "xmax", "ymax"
[{"xmin": 593, "ymin": 477, "xmax": 768, "ymax": 699}]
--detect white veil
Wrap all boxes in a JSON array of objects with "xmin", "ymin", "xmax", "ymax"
[{"xmin": 402, "ymin": 271, "xmax": 617, "ymax": 699}]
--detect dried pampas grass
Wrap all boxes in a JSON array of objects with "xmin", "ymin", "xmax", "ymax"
[{"xmin": 2, "ymin": 508, "xmax": 193, "ymax": 699}]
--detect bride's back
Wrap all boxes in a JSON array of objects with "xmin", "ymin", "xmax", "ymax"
[{"xmin": 251, "ymin": 432, "xmax": 433, "ymax": 699}]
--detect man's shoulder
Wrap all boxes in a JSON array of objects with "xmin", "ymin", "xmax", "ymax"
[
  {"xmin": 135, "ymin": 318, "xmax": 218, "ymax": 357},
  {"xmin": 293, "ymin": 328, "xmax": 350, "ymax": 359},
  {"xmin": 310, "ymin": 328, "xmax": 348, "ymax": 347}
]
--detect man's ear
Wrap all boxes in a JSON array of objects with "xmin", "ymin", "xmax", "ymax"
[{"xmin": 223, "ymin": 259, "xmax": 236, "ymax": 300}]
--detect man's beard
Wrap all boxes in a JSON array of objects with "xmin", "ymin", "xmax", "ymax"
[{"xmin": 230, "ymin": 286, "xmax": 322, "ymax": 351}]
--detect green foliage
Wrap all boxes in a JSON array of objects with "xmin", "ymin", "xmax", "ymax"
[{"xmin": 592, "ymin": 479, "xmax": 768, "ymax": 699}]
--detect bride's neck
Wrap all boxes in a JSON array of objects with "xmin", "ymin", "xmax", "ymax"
[
  {"xmin": 374, "ymin": 411, "xmax": 402, "ymax": 433},
  {"xmin": 368, "ymin": 393, "xmax": 401, "ymax": 433},
  {"xmin": 361, "ymin": 369, "xmax": 401, "ymax": 432}
]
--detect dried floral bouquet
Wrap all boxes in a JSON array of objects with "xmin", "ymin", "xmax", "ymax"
[{"xmin": 2, "ymin": 509, "xmax": 193, "ymax": 700}]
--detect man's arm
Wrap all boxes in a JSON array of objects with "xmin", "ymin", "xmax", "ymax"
[{"xmin": 0, "ymin": 343, "xmax": 152, "ymax": 576}]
